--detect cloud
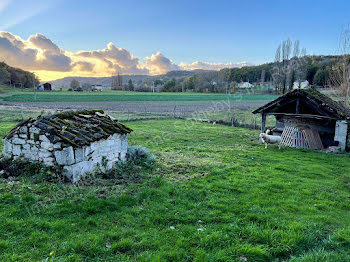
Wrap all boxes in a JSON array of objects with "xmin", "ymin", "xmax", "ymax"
[
  {"xmin": 29, "ymin": 33, "xmax": 60, "ymax": 53},
  {"xmin": 75, "ymin": 42, "xmax": 148, "ymax": 75},
  {"xmin": 72, "ymin": 61, "xmax": 95, "ymax": 72},
  {"xmin": 0, "ymin": 32, "xmax": 251, "ymax": 81},
  {"xmin": 0, "ymin": 32, "xmax": 72, "ymax": 71},
  {"xmin": 145, "ymin": 52, "xmax": 180, "ymax": 75},
  {"xmin": 179, "ymin": 61, "xmax": 252, "ymax": 71}
]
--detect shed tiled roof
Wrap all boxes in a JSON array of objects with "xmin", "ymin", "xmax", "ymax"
[{"xmin": 5, "ymin": 110, "xmax": 132, "ymax": 147}]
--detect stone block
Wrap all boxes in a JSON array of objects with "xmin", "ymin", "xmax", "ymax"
[
  {"xmin": 29, "ymin": 127, "xmax": 40, "ymax": 134},
  {"xmin": 120, "ymin": 151, "xmax": 126, "ymax": 161},
  {"xmin": 53, "ymin": 143, "xmax": 62, "ymax": 149},
  {"xmin": 112, "ymin": 133, "xmax": 121, "ymax": 140},
  {"xmin": 39, "ymin": 135, "xmax": 50, "ymax": 142},
  {"xmin": 19, "ymin": 134, "xmax": 27, "ymax": 139},
  {"xmin": 107, "ymin": 152, "xmax": 118, "ymax": 161},
  {"xmin": 3, "ymin": 140, "xmax": 12, "ymax": 154},
  {"xmin": 39, "ymin": 150, "xmax": 52, "ymax": 158},
  {"xmin": 43, "ymin": 157, "xmax": 55, "ymax": 166},
  {"xmin": 26, "ymin": 153, "xmax": 39, "ymax": 161},
  {"xmin": 12, "ymin": 138, "xmax": 26, "ymax": 145},
  {"xmin": 22, "ymin": 144, "xmax": 30, "ymax": 150},
  {"xmin": 105, "ymin": 139, "xmax": 116, "ymax": 147},
  {"xmin": 54, "ymin": 146, "xmax": 75, "ymax": 165},
  {"xmin": 121, "ymin": 136, "xmax": 128, "ymax": 151},
  {"xmin": 13, "ymin": 145, "xmax": 22, "ymax": 156},
  {"xmin": 90, "ymin": 141, "xmax": 100, "ymax": 152},
  {"xmin": 63, "ymin": 161, "xmax": 95, "ymax": 183},
  {"xmin": 41, "ymin": 142, "xmax": 53, "ymax": 151},
  {"xmin": 75, "ymin": 148, "xmax": 85, "ymax": 162},
  {"xmin": 27, "ymin": 140, "xmax": 35, "ymax": 145},
  {"xmin": 22, "ymin": 150, "xmax": 33, "ymax": 158},
  {"xmin": 84, "ymin": 145, "xmax": 92, "ymax": 157},
  {"xmin": 30, "ymin": 146, "xmax": 39, "ymax": 152},
  {"xmin": 20, "ymin": 126, "xmax": 28, "ymax": 133},
  {"xmin": 2, "ymin": 152, "xmax": 11, "ymax": 159}
]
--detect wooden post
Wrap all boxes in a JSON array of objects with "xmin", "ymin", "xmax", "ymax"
[
  {"xmin": 231, "ymin": 106, "xmax": 235, "ymax": 126},
  {"xmin": 296, "ymin": 98, "xmax": 300, "ymax": 114},
  {"xmin": 261, "ymin": 113, "xmax": 266, "ymax": 133}
]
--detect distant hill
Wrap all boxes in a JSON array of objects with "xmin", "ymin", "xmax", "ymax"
[
  {"xmin": 50, "ymin": 70, "xmax": 205, "ymax": 87},
  {"xmin": 46, "ymin": 54, "xmax": 344, "ymax": 93}
]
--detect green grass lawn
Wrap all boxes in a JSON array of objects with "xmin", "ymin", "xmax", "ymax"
[
  {"xmin": 1, "ymin": 119, "xmax": 350, "ymax": 261},
  {"xmin": 1, "ymin": 89, "xmax": 277, "ymax": 102}
]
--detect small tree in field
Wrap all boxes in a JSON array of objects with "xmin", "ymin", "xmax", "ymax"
[
  {"xmin": 111, "ymin": 72, "xmax": 123, "ymax": 90},
  {"xmin": 70, "ymin": 79, "xmax": 80, "ymax": 90},
  {"xmin": 127, "ymin": 79, "xmax": 134, "ymax": 91}
]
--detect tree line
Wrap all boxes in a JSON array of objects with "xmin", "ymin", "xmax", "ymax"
[
  {"xmin": 0, "ymin": 62, "xmax": 39, "ymax": 88},
  {"xmin": 158, "ymin": 54, "xmax": 339, "ymax": 93}
]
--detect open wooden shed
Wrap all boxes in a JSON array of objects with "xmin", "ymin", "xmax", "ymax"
[{"xmin": 253, "ymin": 89, "xmax": 350, "ymax": 151}]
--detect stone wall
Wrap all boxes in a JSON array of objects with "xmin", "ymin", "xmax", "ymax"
[
  {"xmin": 2, "ymin": 123, "xmax": 128, "ymax": 182},
  {"xmin": 58, "ymin": 133, "xmax": 128, "ymax": 182},
  {"xmin": 334, "ymin": 120, "xmax": 348, "ymax": 151},
  {"xmin": 3, "ymin": 125, "xmax": 57, "ymax": 166}
]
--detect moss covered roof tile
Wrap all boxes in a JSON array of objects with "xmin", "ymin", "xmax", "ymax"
[{"xmin": 4, "ymin": 110, "xmax": 133, "ymax": 147}]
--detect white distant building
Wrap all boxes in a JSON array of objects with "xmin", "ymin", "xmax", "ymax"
[
  {"xmin": 91, "ymin": 84, "xmax": 103, "ymax": 91},
  {"xmin": 293, "ymin": 80, "xmax": 309, "ymax": 89},
  {"xmin": 238, "ymin": 82, "xmax": 253, "ymax": 88}
]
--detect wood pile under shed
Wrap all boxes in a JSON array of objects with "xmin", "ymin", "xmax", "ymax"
[
  {"xmin": 280, "ymin": 125, "xmax": 323, "ymax": 150},
  {"xmin": 252, "ymin": 88, "xmax": 350, "ymax": 152}
]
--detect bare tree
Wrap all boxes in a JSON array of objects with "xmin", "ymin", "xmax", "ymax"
[
  {"xmin": 273, "ymin": 44, "xmax": 282, "ymax": 93},
  {"xmin": 275, "ymin": 44, "xmax": 281, "ymax": 62},
  {"xmin": 291, "ymin": 40, "xmax": 301, "ymax": 89},
  {"xmin": 293, "ymin": 40, "xmax": 300, "ymax": 58},
  {"xmin": 281, "ymin": 39, "xmax": 292, "ymax": 93},
  {"xmin": 260, "ymin": 69, "xmax": 266, "ymax": 85},
  {"xmin": 282, "ymin": 39, "xmax": 292, "ymax": 62},
  {"xmin": 273, "ymin": 39, "xmax": 307, "ymax": 94},
  {"xmin": 111, "ymin": 72, "xmax": 123, "ymax": 90},
  {"xmin": 328, "ymin": 27, "xmax": 350, "ymax": 107}
]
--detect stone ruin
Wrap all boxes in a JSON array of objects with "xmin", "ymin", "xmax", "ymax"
[{"xmin": 2, "ymin": 110, "xmax": 133, "ymax": 182}]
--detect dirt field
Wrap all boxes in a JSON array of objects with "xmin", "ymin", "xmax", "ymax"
[{"xmin": 0, "ymin": 100, "xmax": 265, "ymax": 113}]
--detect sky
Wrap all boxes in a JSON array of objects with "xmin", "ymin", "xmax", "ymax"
[{"xmin": 0, "ymin": 0, "xmax": 350, "ymax": 81}]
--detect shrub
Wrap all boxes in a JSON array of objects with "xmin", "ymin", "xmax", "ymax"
[
  {"xmin": 0, "ymin": 158, "xmax": 64, "ymax": 182},
  {"xmin": 126, "ymin": 145, "xmax": 156, "ymax": 168},
  {"xmin": 96, "ymin": 146, "xmax": 156, "ymax": 183},
  {"xmin": 0, "ymin": 158, "xmax": 30, "ymax": 178}
]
